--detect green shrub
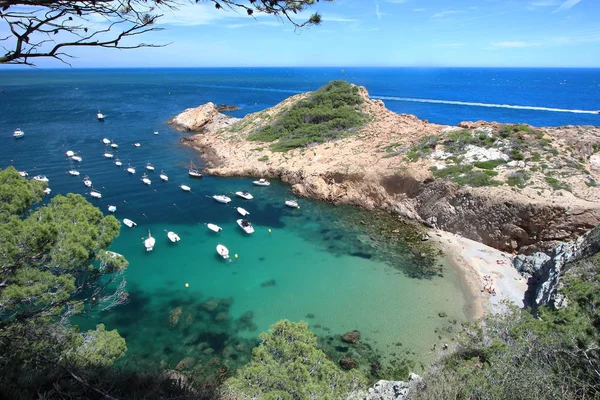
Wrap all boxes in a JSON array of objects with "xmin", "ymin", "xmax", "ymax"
[
  {"xmin": 545, "ymin": 177, "xmax": 570, "ymax": 191},
  {"xmin": 506, "ymin": 171, "xmax": 530, "ymax": 188},
  {"xmin": 510, "ymin": 149, "xmax": 525, "ymax": 161},
  {"xmin": 257, "ymin": 155, "xmax": 269, "ymax": 162},
  {"xmin": 431, "ymin": 165, "xmax": 500, "ymax": 187},
  {"xmin": 473, "ymin": 159, "xmax": 506, "ymax": 170}
]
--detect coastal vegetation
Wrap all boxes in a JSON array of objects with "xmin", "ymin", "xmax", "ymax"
[{"xmin": 248, "ymin": 80, "xmax": 365, "ymax": 151}]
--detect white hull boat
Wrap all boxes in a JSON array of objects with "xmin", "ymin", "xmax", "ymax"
[
  {"xmin": 13, "ymin": 128, "xmax": 24, "ymax": 139},
  {"xmin": 235, "ymin": 191, "xmax": 253, "ymax": 200},
  {"xmin": 68, "ymin": 170, "xmax": 80, "ymax": 176},
  {"xmin": 213, "ymin": 195, "xmax": 231, "ymax": 204},
  {"xmin": 146, "ymin": 163, "xmax": 155, "ymax": 171},
  {"xmin": 127, "ymin": 165, "xmax": 136, "ymax": 174},
  {"xmin": 71, "ymin": 155, "xmax": 82, "ymax": 162},
  {"xmin": 111, "ymin": 143, "xmax": 118, "ymax": 149},
  {"xmin": 216, "ymin": 244, "xmax": 229, "ymax": 259},
  {"xmin": 102, "ymin": 138, "xmax": 111, "ymax": 144},
  {"xmin": 154, "ymin": 131, "xmax": 159, "ymax": 135},
  {"xmin": 104, "ymin": 153, "xmax": 114, "ymax": 159},
  {"xmin": 97, "ymin": 113, "xmax": 105, "ymax": 121},
  {"xmin": 159, "ymin": 171, "xmax": 168, "ymax": 181},
  {"xmin": 144, "ymin": 231, "xmax": 155, "ymax": 252},
  {"xmin": 134, "ymin": 143, "xmax": 141, "ymax": 147},
  {"xmin": 123, "ymin": 218, "xmax": 136, "ymax": 228},
  {"xmin": 253, "ymin": 178, "xmax": 270, "ymax": 186},
  {"xmin": 285, "ymin": 200, "xmax": 299, "ymax": 208},
  {"xmin": 83, "ymin": 177, "xmax": 92, "ymax": 187},
  {"xmin": 18, "ymin": 171, "xmax": 28, "ymax": 178},
  {"xmin": 33, "ymin": 175, "xmax": 49, "ymax": 183},
  {"xmin": 207, "ymin": 223, "xmax": 222, "ymax": 233},
  {"xmin": 43, "ymin": 188, "xmax": 51, "ymax": 195},
  {"xmin": 236, "ymin": 207, "xmax": 250, "ymax": 217},
  {"xmin": 180, "ymin": 184, "xmax": 191, "ymax": 192},
  {"xmin": 115, "ymin": 159, "xmax": 122, "ymax": 167},
  {"xmin": 167, "ymin": 231, "xmax": 181, "ymax": 243},
  {"xmin": 65, "ymin": 150, "xmax": 75, "ymax": 157},
  {"xmin": 237, "ymin": 219, "xmax": 254, "ymax": 234},
  {"xmin": 108, "ymin": 205, "xmax": 117, "ymax": 213},
  {"xmin": 90, "ymin": 189, "xmax": 102, "ymax": 199},
  {"xmin": 141, "ymin": 173, "xmax": 151, "ymax": 185},
  {"xmin": 188, "ymin": 161, "xmax": 202, "ymax": 178}
]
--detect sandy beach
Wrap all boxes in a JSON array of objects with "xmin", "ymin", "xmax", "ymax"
[{"xmin": 430, "ymin": 230, "xmax": 528, "ymax": 319}]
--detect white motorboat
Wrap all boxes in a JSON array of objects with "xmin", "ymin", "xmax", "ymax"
[
  {"xmin": 115, "ymin": 159, "xmax": 122, "ymax": 167},
  {"xmin": 18, "ymin": 171, "xmax": 28, "ymax": 178},
  {"xmin": 90, "ymin": 189, "xmax": 102, "ymax": 199},
  {"xmin": 123, "ymin": 218, "xmax": 136, "ymax": 228},
  {"xmin": 102, "ymin": 138, "xmax": 111, "ymax": 144},
  {"xmin": 134, "ymin": 142, "xmax": 141, "ymax": 147},
  {"xmin": 159, "ymin": 170, "xmax": 168, "ymax": 181},
  {"xmin": 179, "ymin": 184, "xmax": 190, "ymax": 192},
  {"xmin": 188, "ymin": 161, "xmax": 202, "ymax": 178},
  {"xmin": 83, "ymin": 176, "xmax": 92, "ymax": 187},
  {"xmin": 127, "ymin": 165, "xmax": 136, "ymax": 174},
  {"xmin": 65, "ymin": 150, "xmax": 75, "ymax": 157},
  {"xmin": 141, "ymin": 173, "xmax": 151, "ymax": 185},
  {"xmin": 235, "ymin": 191, "xmax": 253, "ymax": 200},
  {"xmin": 33, "ymin": 175, "xmax": 49, "ymax": 183},
  {"xmin": 166, "ymin": 231, "xmax": 180, "ymax": 243},
  {"xmin": 237, "ymin": 219, "xmax": 254, "ymax": 234},
  {"xmin": 110, "ymin": 143, "xmax": 118, "ymax": 149},
  {"xmin": 154, "ymin": 131, "xmax": 159, "ymax": 135},
  {"xmin": 68, "ymin": 170, "xmax": 80, "ymax": 176},
  {"xmin": 236, "ymin": 207, "xmax": 250, "ymax": 217},
  {"xmin": 213, "ymin": 195, "xmax": 231, "ymax": 204},
  {"xmin": 146, "ymin": 162, "xmax": 155, "ymax": 171},
  {"xmin": 108, "ymin": 205, "xmax": 117, "ymax": 213},
  {"xmin": 207, "ymin": 223, "xmax": 222, "ymax": 233},
  {"xmin": 144, "ymin": 230, "xmax": 155, "ymax": 252},
  {"xmin": 97, "ymin": 112, "xmax": 105, "ymax": 121},
  {"xmin": 43, "ymin": 188, "xmax": 51, "ymax": 195},
  {"xmin": 253, "ymin": 178, "xmax": 270, "ymax": 186},
  {"xmin": 13, "ymin": 128, "xmax": 24, "ymax": 139},
  {"xmin": 71, "ymin": 155, "xmax": 82, "ymax": 162},
  {"xmin": 285, "ymin": 199, "xmax": 299, "ymax": 208},
  {"xmin": 216, "ymin": 244, "xmax": 229, "ymax": 259},
  {"xmin": 104, "ymin": 152, "xmax": 114, "ymax": 159}
]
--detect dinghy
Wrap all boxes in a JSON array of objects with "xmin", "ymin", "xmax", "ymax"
[
  {"xmin": 104, "ymin": 152, "xmax": 114, "ymax": 159},
  {"xmin": 102, "ymin": 138, "xmax": 111, "ymax": 144},
  {"xmin": 166, "ymin": 231, "xmax": 181, "ymax": 243},
  {"xmin": 71, "ymin": 155, "xmax": 82, "ymax": 162},
  {"xmin": 154, "ymin": 131, "xmax": 159, "ymax": 135},
  {"xmin": 141, "ymin": 173, "xmax": 151, "ymax": 185},
  {"xmin": 110, "ymin": 143, "xmax": 118, "ymax": 149},
  {"xmin": 43, "ymin": 188, "xmax": 51, "ymax": 195},
  {"xmin": 65, "ymin": 150, "xmax": 75, "ymax": 157},
  {"xmin": 134, "ymin": 142, "xmax": 141, "ymax": 147},
  {"xmin": 235, "ymin": 191, "xmax": 253, "ymax": 200},
  {"xmin": 123, "ymin": 218, "xmax": 136, "ymax": 228},
  {"xmin": 216, "ymin": 244, "xmax": 230, "ymax": 260},
  {"xmin": 108, "ymin": 205, "xmax": 117, "ymax": 213},
  {"xmin": 146, "ymin": 162, "xmax": 155, "ymax": 171},
  {"xmin": 207, "ymin": 223, "xmax": 222, "ymax": 233},
  {"xmin": 236, "ymin": 207, "xmax": 250, "ymax": 217},
  {"xmin": 237, "ymin": 219, "xmax": 254, "ymax": 234},
  {"xmin": 83, "ymin": 176, "xmax": 92, "ymax": 187},
  {"xmin": 180, "ymin": 184, "xmax": 191, "ymax": 192},
  {"xmin": 127, "ymin": 164, "xmax": 136, "ymax": 174},
  {"xmin": 13, "ymin": 128, "xmax": 24, "ymax": 139},
  {"xmin": 212, "ymin": 195, "xmax": 231, "ymax": 204},
  {"xmin": 33, "ymin": 175, "xmax": 49, "ymax": 182},
  {"xmin": 90, "ymin": 189, "xmax": 102, "ymax": 199},
  {"xmin": 144, "ymin": 230, "xmax": 155, "ymax": 252},
  {"xmin": 285, "ymin": 199, "xmax": 299, "ymax": 208},
  {"xmin": 115, "ymin": 159, "xmax": 122, "ymax": 167},
  {"xmin": 68, "ymin": 170, "xmax": 80, "ymax": 176},
  {"xmin": 159, "ymin": 170, "xmax": 168, "ymax": 181},
  {"xmin": 253, "ymin": 178, "xmax": 270, "ymax": 186},
  {"xmin": 18, "ymin": 171, "xmax": 28, "ymax": 178},
  {"xmin": 97, "ymin": 112, "xmax": 105, "ymax": 121}
]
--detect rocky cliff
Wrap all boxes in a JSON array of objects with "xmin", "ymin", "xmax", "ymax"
[{"xmin": 175, "ymin": 84, "xmax": 600, "ymax": 254}]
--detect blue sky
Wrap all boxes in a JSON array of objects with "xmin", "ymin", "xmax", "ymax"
[{"xmin": 6, "ymin": 0, "xmax": 600, "ymax": 68}]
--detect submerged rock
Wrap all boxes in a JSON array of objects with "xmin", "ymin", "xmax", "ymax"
[
  {"xmin": 342, "ymin": 330, "xmax": 361, "ymax": 344},
  {"xmin": 260, "ymin": 279, "xmax": 276, "ymax": 287},
  {"xmin": 217, "ymin": 104, "xmax": 240, "ymax": 112},
  {"xmin": 175, "ymin": 357, "xmax": 196, "ymax": 371},
  {"xmin": 339, "ymin": 357, "xmax": 357, "ymax": 370},
  {"xmin": 169, "ymin": 306, "xmax": 182, "ymax": 329}
]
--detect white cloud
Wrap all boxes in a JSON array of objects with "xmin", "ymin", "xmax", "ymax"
[
  {"xmin": 554, "ymin": 0, "xmax": 583, "ymax": 12},
  {"xmin": 376, "ymin": 2, "xmax": 383, "ymax": 19},
  {"xmin": 386, "ymin": 0, "xmax": 408, "ymax": 3},
  {"xmin": 491, "ymin": 41, "xmax": 541, "ymax": 47},
  {"xmin": 413, "ymin": 8, "xmax": 426, "ymax": 12},
  {"xmin": 431, "ymin": 10, "xmax": 461, "ymax": 18}
]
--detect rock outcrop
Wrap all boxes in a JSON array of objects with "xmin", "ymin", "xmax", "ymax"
[
  {"xmin": 514, "ymin": 225, "xmax": 600, "ymax": 307},
  {"xmin": 168, "ymin": 102, "xmax": 239, "ymax": 132},
  {"xmin": 361, "ymin": 374, "xmax": 424, "ymax": 400}
]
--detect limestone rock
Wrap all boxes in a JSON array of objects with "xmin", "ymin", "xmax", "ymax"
[
  {"xmin": 168, "ymin": 102, "xmax": 239, "ymax": 132},
  {"xmin": 362, "ymin": 373, "xmax": 424, "ymax": 400},
  {"xmin": 590, "ymin": 154, "xmax": 600, "ymax": 172}
]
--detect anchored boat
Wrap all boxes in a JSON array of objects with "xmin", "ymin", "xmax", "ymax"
[
  {"xmin": 216, "ymin": 244, "xmax": 230, "ymax": 259},
  {"xmin": 237, "ymin": 219, "xmax": 254, "ymax": 234}
]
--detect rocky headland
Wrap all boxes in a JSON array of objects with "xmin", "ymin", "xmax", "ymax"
[{"xmin": 171, "ymin": 81, "xmax": 600, "ymax": 312}]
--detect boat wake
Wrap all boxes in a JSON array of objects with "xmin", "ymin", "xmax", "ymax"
[{"xmin": 371, "ymin": 96, "xmax": 599, "ymax": 115}]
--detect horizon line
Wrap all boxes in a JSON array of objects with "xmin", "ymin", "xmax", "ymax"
[{"xmin": 2, "ymin": 66, "xmax": 600, "ymax": 70}]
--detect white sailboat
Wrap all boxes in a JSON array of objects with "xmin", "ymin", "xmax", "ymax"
[
  {"xmin": 179, "ymin": 184, "xmax": 191, "ymax": 192},
  {"xmin": 133, "ymin": 142, "xmax": 141, "ymax": 147},
  {"xmin": 65, "ymin": 150, "xmax": 75, "ymax": 157},
  {"xmin": 216, "ymin": 244, "xmax": 229, "ymax": 259},
  {"xmin": 141, "ymin": 173, "xmax": 151, "ymax": 185},
  {"xmin": 212, "ymin": 195, "xmax": 231, "ymax": 204},
  {"xmin": 13, "ymin": 128, "xmax": 24, "ymax": 139},
  {"xmin": 71, "ymin": 154, "xmax": 83, "ymax": 162},
  {"xmin": 102, "ymin": 138, "xmax": 111, "ymax": 144},
  {"xmin": 115, "ymin": 159, "xmax": 122, "ymax": 167},
  {"xmin": 166, "ymin": 230, "xmax": 181, "ymax": 243},
  {"xmin": 146, "ymin": 162, "xmax": 155, "ymax": 171},
  {"xmin": 110, "ymin": 142, "xmax": 118, "ymax": 149},
  {"xmin": 235, "ymin": 191, "xmax": 253, "ymax": 200},
  {"xmin": 103, "ymin": 152, "xmax": 114, "ymax": 159},
  {"xmin": 68, "ymin": 169, "xmax": 80, "ymax": 176},
  {"xmin": 236, "ymin": 207, "xmax": 250, "ymax": 217},
  {"xmin": 90, "ymin": 188, "xmax": 102, "ymax": 199},
  {"xmin": 144, "ymin": 230, "xmax": 156, "ymax": 252},
  {"xmin": 108, "ymin": 205, "xmax": 117, "ymax": 213},
  {"xmin": 188, "ymin": 161, "xmax": 202, "ymax": 178},
  {"xmin": 253, "ymin": 178, "xmax": 270, "ymax": 186},
  {"xmin": 127, "ymin": 164, "xmax": 136, "ymax": 174},
  {"xmin": 159, "ymin": 170, "xmax": 168, "ymax": 181},
  {"xmin": 207, "ymin": 223, "xmax": 222, "ymax": 233},
  {"xmin": 83, "ymin": 176, "xmax": 92, "ymax": 187},
  {"xmin": 123, "ymin": 218, "xmax": 136, "ymax": 228},
  {"xmin": 237, "ymin": 219, "xmax": 254, "ymax": 234}
]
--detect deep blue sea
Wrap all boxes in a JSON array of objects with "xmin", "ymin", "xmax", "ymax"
[{"xmin": 1, "ymin": 67, "xmax": 599, "ymax": 375}]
